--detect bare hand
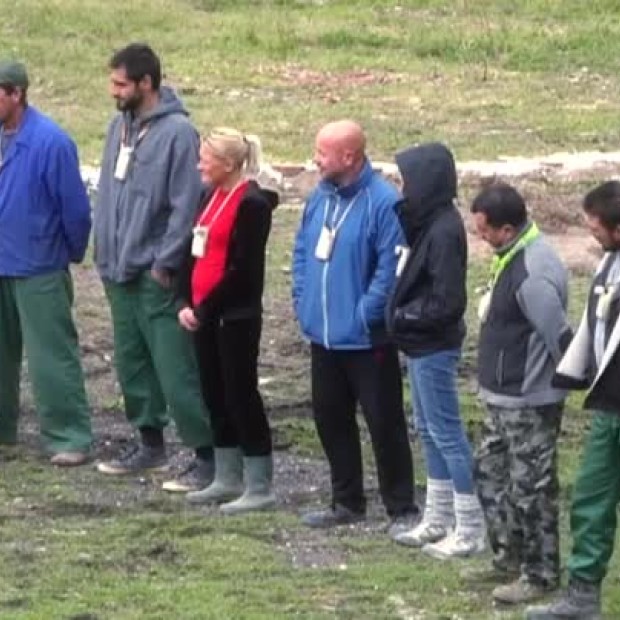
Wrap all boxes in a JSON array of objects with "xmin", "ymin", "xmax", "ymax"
[
  {"xmin": 178, "ymin": 307, "xmax": 200, "ymax": 331},
  {"xmin": 150, "ymin": 268, "xmax": 171, "ymax": 289}
]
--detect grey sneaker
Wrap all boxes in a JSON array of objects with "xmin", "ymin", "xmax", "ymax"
[
  {"xmin": 97, "ymin": 444, "xmax": 169, "ymax": 475},
  {"xmin": 526, "ymin": 578, "xmax": 602, "ymax": 620},
  {"xmin": 301, "ymin": 504, "xmax": 365, "ymax": 528},
  {"xmin": 492, "ymin": 576, "xmax": 554, "ymax": 605},
  {"xmin": 387, "ymin": 510, "xmax": 421, "ymax": 539},
  {"xmin": 162, "ymin": 457, "xmax": 214, "ymax": 493}
]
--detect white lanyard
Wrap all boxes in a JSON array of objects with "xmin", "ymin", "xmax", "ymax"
[
  {"xmin": 197, "ymin": 180, "xmax": 246, "ymax": 229},
  {"xmin": 114, "ymin": 122, "xmax": 150, "ymax": 181},
  {"xmin": 120, "ymin": 121, "xmax": 150, "ymax": 148},
  {"xmin": 322, "ymin": 190, "xmax": 363, "ymax": 234},
  {"xmin": 314, "ymin": 190, "xmax": 363, "ymax": 262}
]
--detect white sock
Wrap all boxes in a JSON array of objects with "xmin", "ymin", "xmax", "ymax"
[
  {"xmin": 454, "ymin": 492, "xmax": 486, "ymax": 539},
  {"xmin": 424, "ymin": 478, "xmax": 455, "ymax": 528}
]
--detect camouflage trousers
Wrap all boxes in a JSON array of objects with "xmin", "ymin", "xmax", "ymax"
[{"xmin": 474, "ymin": 402, "xmax": 563, "ymax": 587}]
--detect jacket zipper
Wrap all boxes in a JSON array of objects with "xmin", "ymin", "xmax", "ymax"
[
  {"xmin": 496, "ymin": 349, "xmax": 505, "ymax": 386},
  {"xmin": 322, "ymin": 260, "xmax": 330, "ymax": 348}
]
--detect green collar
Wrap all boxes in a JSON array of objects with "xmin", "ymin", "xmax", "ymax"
[{"xmin": 489, "ymin": 222, "xmax": 540, "ymax": 286}]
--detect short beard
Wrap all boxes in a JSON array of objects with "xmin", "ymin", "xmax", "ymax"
[{"xmin": 115, "ymin": 92, "xmax": 142, "ymax": 113}]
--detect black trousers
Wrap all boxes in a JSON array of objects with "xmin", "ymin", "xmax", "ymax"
[
  {"xmin": 311, "ymin": 343, "xmax": 415, "ymax": 517},
  {"xmin": 194, "ymin": 316, "xmax": 272, "ymax": 456}
]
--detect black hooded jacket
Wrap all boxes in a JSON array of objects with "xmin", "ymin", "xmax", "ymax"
[{"xmin": 386, "ymin": 143, "xmax": 467, "ymax": 356}]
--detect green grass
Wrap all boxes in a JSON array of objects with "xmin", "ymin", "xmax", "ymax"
[
  {"xmin": 3, "ymin": 2, "xmax": 620, "ymax": 617},
  {"xmin": 3, "ymin": 205, "xmax": 620, "ymax": 619},
  {"xmin": 3, "ymin": 0, "xmax": 620, "ymax": 162}
]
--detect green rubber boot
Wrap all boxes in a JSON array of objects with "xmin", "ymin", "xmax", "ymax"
[
  {"xmin": 186, "ymin": 447, "xmax": 243, "ymax": 505},
  {"xmin": 220, "ymin": 455, "xmax": 276, "ymax": 515}
]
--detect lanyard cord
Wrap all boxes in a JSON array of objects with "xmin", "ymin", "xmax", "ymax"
[
  {"xmin": 120, "ymin": 121, "xmax": 150, "ymax": 148},
  {"xmin": 197, "ymin": 181, "xmax": 246, "ymax": 229},
  {"xmin": 321, "ymin": 190, "xmax": 363, "ymax": 234}
]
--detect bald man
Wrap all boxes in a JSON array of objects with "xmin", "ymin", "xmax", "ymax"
[{"xmin": 292, "ymin": 120, "xmax": 418, "ymax": 533}]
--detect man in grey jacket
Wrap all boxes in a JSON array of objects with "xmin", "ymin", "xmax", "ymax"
[
  {"xmin": 469, "ymin": 183, "xmax": 572, "ymax": 605},
  {"xmin": 93, "ymin": 43, "xmax": 213, "ymax": 492}
]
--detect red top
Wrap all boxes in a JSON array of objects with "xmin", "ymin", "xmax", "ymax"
[{"xmin": 191, "ymin": 181, "xmax": 249, "ymax": 307}]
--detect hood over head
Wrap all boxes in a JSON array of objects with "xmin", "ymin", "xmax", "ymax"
[{"xmin": 395, "ymin": 142, "xmax": 457, "ymax": 241}]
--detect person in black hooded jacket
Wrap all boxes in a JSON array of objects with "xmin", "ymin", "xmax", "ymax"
[{"xmin": 386, "ymin": 142, "xmax": 486, "ymax": 559}]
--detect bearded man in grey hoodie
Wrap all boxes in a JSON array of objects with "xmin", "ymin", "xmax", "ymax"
[{"xmin": 93, "ymin": 43, "xmax": 213, "ymax": 492}]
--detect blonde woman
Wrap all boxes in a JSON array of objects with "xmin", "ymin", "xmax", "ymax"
[{"xmin": 177, "ymin": 128, "xmax": 278, "ymax": 514}]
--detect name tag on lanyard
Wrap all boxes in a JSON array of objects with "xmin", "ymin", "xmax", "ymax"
[
  {"xmin": 192, "ymin": 226, "xmax": 209, "ymax": 258},
  {"xmin": 192, "ymin": 181, "xmax": 246, "ymax": 258},
  {"xmin": 314, "ymin": 191, "xmax": 362, "ymax": 262},
  {"xmin": 315, "ymin": 227, "xmax": 336, "ymax": 261},
  {"xmin": 114, "ymin": 122, "xmax": 149, "ymax": 181},
  {"xmin": 114, "ymin": 146, "xmax": 133, "ymax": 180}
]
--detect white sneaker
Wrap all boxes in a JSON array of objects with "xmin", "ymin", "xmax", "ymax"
[
  {"xmin": 393, "ymin": 521, "xmax": 448, "ymax": 547},
  {"xmin": 422, "ymin": 530, "xmax": 486, "ymax": 559}
]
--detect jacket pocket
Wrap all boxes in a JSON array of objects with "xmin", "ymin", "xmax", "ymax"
[
  {"xmin": 296, "ymin": 290, "xmax": 320, "ymax": 341},
  {"xmin": 357, "ymin": 300, "xmax": 370, "ymax": 334},
  {"xmin": 142, "ymin": 272, "xmax": 176, "ymax": 318}
]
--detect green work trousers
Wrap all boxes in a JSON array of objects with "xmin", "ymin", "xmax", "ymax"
[
  {"xmin": 103, "ymin": 273, "xmax": 212, "ymax": 449},
  {"xmin": 0, "ymin": 271, "xmax": 92, "ymax": 453},
  {"xmin": 568, "ymin": 411, "xmax": 620, "ymax": 583}
]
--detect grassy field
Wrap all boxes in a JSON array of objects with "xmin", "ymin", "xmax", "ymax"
[
  {"xmin": 3, "ymin": 0, "xmax": 620, "ymax": 162},
  {"xmin": 2, "ymin": 1, "xmax": 620, "ymax": 619},
  {"xmin": 2, "ymin": 205, "xmax": 619, "ymax": 620}
]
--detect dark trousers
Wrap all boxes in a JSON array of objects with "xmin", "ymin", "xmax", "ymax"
[
  {"xmin": 194, "ymin": 316, "xmax": 271, "ymax": 456},
  {"xmin": 311, "ymin": 343, "xmax": 415, "ymax": 517}
]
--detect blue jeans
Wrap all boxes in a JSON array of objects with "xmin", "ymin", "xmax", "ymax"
[{"xmin": 407, "ymin": 349, "xmax": 475, "ymax": 494}]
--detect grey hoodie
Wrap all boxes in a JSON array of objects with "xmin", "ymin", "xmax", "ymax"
[{"xmin": 94, "ymin": 86, "xmax": 202, "ymax": 283}]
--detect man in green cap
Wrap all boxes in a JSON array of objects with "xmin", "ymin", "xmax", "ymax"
[{"xmin": 0, "ymin": 60, "xmax": 93, "ymax": 465}]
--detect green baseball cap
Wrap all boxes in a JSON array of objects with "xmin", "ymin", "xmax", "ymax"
[{"xmin": 0, "ymin": 60, "xmax": 29, "ymax": 89}]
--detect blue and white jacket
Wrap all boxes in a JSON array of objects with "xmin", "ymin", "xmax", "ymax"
[
  {"xmin": 0, "ymin": 106, "xmax": 91, "ymax": 276},
  {"xmin": 292, "ymin": 160, "xmax": 404, "ymax": 349}
]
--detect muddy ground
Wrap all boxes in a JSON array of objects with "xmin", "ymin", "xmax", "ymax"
[{"xmin": 5, "ymin": 167, "xmax": 613, "ymax": 572}]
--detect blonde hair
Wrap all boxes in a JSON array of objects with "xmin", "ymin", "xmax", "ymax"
[{"xmin": 203, "ymin": 127, "xmax": 262, "ymax": 176}]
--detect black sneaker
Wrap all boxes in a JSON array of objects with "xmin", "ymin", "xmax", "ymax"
[
  {"xmin": 162, "ymin": 457, "xmax": 215, "ymax": 493},
  {"xmin": 301, "ymin": 503, "xmax": 365, "ymax": 528},
  {"xmin": 97, "ymin": 444, "xmax": 169, "ymax": 475}
]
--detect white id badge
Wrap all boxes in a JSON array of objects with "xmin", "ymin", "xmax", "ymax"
[
  {"xmin": 478, "ymin": 289, "xmax": 492, "ymax": 323},
  {"xmin": 395, "ymin": 245, "xmax": 411, "ymax": 277},
  {"xmin": 315, "ymin": 226, "xmax": 335, "ymax": 261},
  {"xmin": 192, "ymin": 226, "xmax": 209, "ymax": 258},
  {"xmin": 114, "ymin": 146, "xmax": 134, "ymax": 180}
]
